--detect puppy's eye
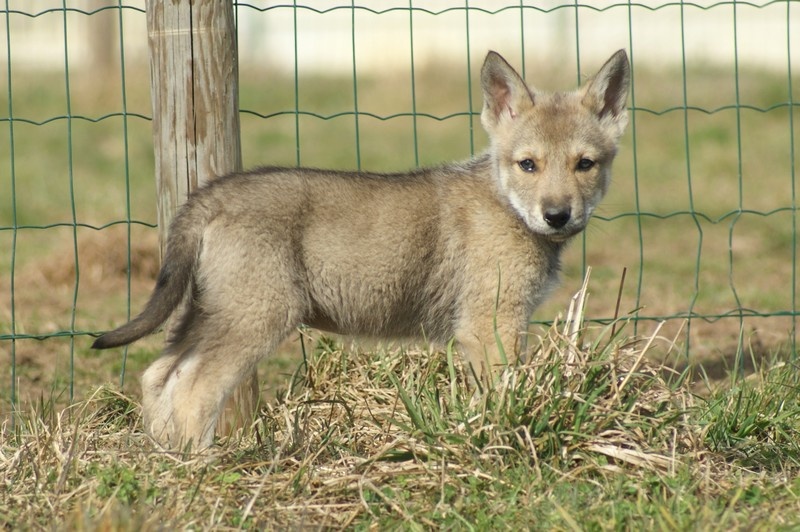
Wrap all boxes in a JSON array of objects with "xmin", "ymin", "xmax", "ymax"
[
  {"xmin": 519, "ymin": 159, "xmax": 536, "ymax": 172},
  {"xmin": 576, "ymin": 158, "xmax": 595, "ymax": 171}
]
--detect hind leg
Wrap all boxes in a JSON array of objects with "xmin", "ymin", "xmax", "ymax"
[
  {"xmin": 148, "ymin": 275, "xmax": 305, "ymax": 445},
  {"xmin": 143, "ymin": 222, "xmax": 309, "ymax": 449},
  {"xmin": 139, "ymin": 302, "xmax": 205, "ymax": 447},
  {"xmin": 140, "ymin": 349, "xmax": 181, "ymax": 445},
  {"xmin": 143, "ymin": 315, "xmax": 298, "ymax": 450},
  {"xmin": 167, "ymin": 334, "xmax": 272, "ymax": 450}
]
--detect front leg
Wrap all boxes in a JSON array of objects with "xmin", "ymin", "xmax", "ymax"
[{"xmin": 455, "ymin": 318, "xmax": 528, "ymax": 383}]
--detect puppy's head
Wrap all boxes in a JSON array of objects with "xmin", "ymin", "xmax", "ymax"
[{"xmin": 480, "ymin": 50, "xmax": 630, "ymax": 241}]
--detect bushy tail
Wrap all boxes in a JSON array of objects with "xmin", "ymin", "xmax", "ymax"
[{"xmin": 92, "ymin": 208, "xmax": 205, "ymax": 350}]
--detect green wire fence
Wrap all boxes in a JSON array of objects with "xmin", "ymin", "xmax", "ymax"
[{"xmin": 1, "ymin": 1, "xmax": 797, "ymax": 424}]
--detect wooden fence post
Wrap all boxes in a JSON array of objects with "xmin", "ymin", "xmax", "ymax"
[{"xmin": 146, "ymin": 0, "xmax": 259, "ymax": 439}]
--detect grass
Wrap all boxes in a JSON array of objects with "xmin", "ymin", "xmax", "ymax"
[{"xmin": 3, "ymin": 282, "xmax": 800, "ymax": 529}]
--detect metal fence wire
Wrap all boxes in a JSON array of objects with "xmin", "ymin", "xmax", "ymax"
[{"xmin": 1, "ymin": 1, "xmax": 798, "ymax": 419}]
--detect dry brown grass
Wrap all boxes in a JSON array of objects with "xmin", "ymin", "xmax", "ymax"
[{"xmin": 8, "ymin": 277, "xmax": 796, "ymax": 529}]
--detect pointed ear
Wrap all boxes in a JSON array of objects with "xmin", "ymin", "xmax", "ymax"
[
  {"xmin": 480, "ymin": 51, "xmax": 535, "ymax": 135},
  {"xmin": 581, "ymin": 50, "xmax": 631, "ymax": 138}
]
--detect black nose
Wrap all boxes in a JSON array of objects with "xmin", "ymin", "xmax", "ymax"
[{"xmin": 543, "ymin": 207, "xmax": 571, "ymax": 229}]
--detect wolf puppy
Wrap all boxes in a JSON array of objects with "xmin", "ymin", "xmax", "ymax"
[{"xmin": 94, "ymin": 50, "xmax": 630, "ymax": 449}]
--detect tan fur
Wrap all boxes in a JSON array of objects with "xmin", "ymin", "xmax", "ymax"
[{"xmin": 93, "ymin": 50, "xmax": 630, "ymax": 449}]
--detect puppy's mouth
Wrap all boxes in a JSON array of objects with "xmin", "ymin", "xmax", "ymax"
[
  {"xmin": 540, "ymin": 208, "xmax": 593, "ymax": 242},
  {"xmin": 521, "ymin": 218, "xmax": 586, "ymax": 242},
  {"xmin": 541, "ymin": 224, "xmax": 586, "ymax": 242},
  {"xmin": 539, "ymin": 222, "xmax": 586, "ymax": 243},
  {"xmin": 509, "ymin": 197, "xmax": 589, "ymax": 242}
]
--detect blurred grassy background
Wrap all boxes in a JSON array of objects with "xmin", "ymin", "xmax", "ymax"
[{"xmin": 1, "ymin": 54, "xmax": 798, "ymax": 412}]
